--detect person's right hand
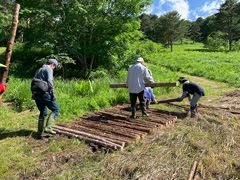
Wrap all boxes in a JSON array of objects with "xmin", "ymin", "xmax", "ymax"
[
  {"xmin": 52, "ymin": 94, "xmax": 57, "ymax": 101},
  {"xmin": 31, "ymin": 95, "xmax": 35, "ymax": 102}
]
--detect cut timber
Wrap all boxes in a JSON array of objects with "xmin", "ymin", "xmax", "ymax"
[
  {"xmin": 54, "ymin": 128, "xmax": 123, "ymax": 150},
  {"xmin": 75, "ymin": 120, "xmax": 141, "ymax": 141},
  {"xmin": 53, "ymin": 125, "xmax": 125, "ymax": 147},
  {"xmin": 193, "ymin": 160, "xmax": 202, "ymax": 180},
  {"xmin": 100, "ymin": 110, "xmax": 160, "ymax": 128},
  {"xmin": 53, "ymin": 104, "xmax": 178, "ymax": 150},
  {"xmin": 109, "ymin": 82, "xmax": 178, "ymax": 88},
  {"xmin": 188, "ymin": 160, "xmax": 198, "ymax": 180},
  {"xmin": 57, "ymin": 123, "xmax": 133, "ymax": 145},
  {"xmin": 79, "ymin": 117, "xmax": 148, "ymax": 138},
  {"xmin": 155, "ymin": 98, "xmax": 178, "ymax": 104}
]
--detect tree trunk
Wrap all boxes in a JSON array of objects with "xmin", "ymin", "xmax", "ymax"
[
  {"xmin": 0, "ymin": 3, "xmax": 20, "ymax": 105},
  {"xmin": 170, "ymin": 41, "xmax": 173, "ymax": 52},
  {"xmin": 229, "ymin": 39, "xmax": 232, "ymax": 51},
  {"xmin": 86, "ymin": 22, "xmax": 95, "ymax": 79}
]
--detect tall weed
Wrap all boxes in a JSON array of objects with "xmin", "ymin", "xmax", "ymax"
[{"xmin": 3, "ymin": 66, "xmax": 179, "ymax": 116}]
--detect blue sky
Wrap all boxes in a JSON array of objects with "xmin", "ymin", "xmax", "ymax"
[{"xmin": 145, "ymin": 0, "xmax": 237, "ymax": 21}]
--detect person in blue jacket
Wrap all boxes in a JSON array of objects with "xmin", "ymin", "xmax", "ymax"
[
  {"xmin": 143, "ymin": 63, "xmax": 158, "ymax": 109},
  {"xmin": 177, "ymin": 77, "xmax": 205, "ymax": 118}
]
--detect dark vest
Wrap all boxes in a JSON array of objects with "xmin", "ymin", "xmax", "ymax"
[{"xmin": 183, "ymin": 82, "xmax": 205, "ymax": 96}]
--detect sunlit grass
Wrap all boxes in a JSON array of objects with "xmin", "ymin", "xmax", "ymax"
[{"xmin": 148, "ymin": 43, "xmax": 240, "ymax": 86}]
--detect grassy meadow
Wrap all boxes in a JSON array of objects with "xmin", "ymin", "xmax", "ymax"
[
  {"xmin": 148, "ymin": 41, "xmax": 240, "ymax": 86},
  {"xmin": 1, "ymin": 42, "xmax": 240, "ymax": 179}
]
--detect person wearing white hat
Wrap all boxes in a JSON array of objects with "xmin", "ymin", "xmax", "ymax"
[{"xmin": 126, "ymin": 57, "xmax": 154, "ymax": 118}]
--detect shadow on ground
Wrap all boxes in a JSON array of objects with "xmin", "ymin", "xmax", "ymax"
[
  {"xmin": 151, "ymin": 109, "xmax": 188, "ymax": 119},
  {"xmin": 0, "ymin": 128, "xmax": 34, "ymax": 140}
]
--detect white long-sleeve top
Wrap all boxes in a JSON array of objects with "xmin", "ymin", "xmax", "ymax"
[{"xmin": 126, "ymin": 62, "xmax": 154, "ymax": 93}]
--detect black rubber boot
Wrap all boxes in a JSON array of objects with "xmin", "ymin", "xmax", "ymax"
[
  {"xmin": 190, "ymin": 105, "xmax": 197, "ymax": 118},
  {"xmin": 36, "ymin": 120, "xmax": 44, "ymax": 139},
  {"xmin": 140, "ymin": 104, "xmax": 149, "ymax": 117},
  {"xmin": 44, "ymin": 113, "xmax": 56, "ymax": 134},
  {"xmin": 130, "ymin": 107, "xmax": 136, "ymax": 119},
  {"xmin": 146, "ymin": 100, "xmax": 150, "ymax": 109}
]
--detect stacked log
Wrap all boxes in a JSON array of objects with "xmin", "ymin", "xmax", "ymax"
[{"xmin": 54, "ymin": 105, "xmax": 177, "ymax": 150}]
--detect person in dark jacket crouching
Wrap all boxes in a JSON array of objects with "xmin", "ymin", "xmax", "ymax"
[
  {"xmin": 31, "ymin": 59, "xmax": 60, "ymax": 139},
  {"xmin": 177, "ymin": 77, "xmax": 205, "ymax": 118}
]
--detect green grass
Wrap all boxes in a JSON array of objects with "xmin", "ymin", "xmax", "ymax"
[
  {"xmin": 1, "ymin": 42, "xmax": 240, "ymax": 179},
  {"xmin": 147, "ymin": 42, "xmax": 240, "ymax": 86},
  {"xmin": 3, "ymin": 66, "xmax": 180, "ymax": 117},
  {"xmin": 0, "ymin": 47, "xmax": 5, "ymax": 54}
]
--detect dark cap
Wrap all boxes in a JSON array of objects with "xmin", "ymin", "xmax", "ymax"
[
  {"xmin": 178, "ymin": 76, "xmax": 187, "ymax": 82},
  {"xmin": 48, "ymin": 59, "xmax": 58, "ymax": 70}
]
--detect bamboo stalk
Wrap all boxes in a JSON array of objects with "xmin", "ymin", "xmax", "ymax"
[
  {"xmin": 0, "ymin": 4, "xmax": 20, "ymax": 105},
  {"xmin": 109, "ymin": 82, "xmax": 178, "ymax": 88},
  {"xmin": 188, "ymin": 160, "xmax": 198, "ymax": 180}
]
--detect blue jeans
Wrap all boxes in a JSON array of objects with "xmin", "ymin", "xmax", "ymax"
[{"xmin": 34, "ymin": 92, "xmax": 60, "ymax": 121}]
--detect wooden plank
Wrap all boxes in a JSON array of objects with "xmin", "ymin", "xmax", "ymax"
[{"xmin": 109, "ymin": 82, "xmax": 178, "ymax": 88}]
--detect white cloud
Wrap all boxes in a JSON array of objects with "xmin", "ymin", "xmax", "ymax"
[
  {"xmin": 169, "ymin": 0, "xmax": 190, "ymax": 19},
  {"xmin": 200, "ymin": 0, "xmax": 224, "ymax": 14},
  {"xmin": 155, "ymin": 0, "xmax": 190, "ymax": 19},
  {"xmin": 145, "ymin": 4, "xmax": 155, "ymax": 14}
]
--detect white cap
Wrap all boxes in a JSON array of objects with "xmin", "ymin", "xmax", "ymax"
[{"xmin": 136, "ymin": 57, "xmax": 144, "ymax": 63}]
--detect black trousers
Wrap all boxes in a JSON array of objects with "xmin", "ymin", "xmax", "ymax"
[{"xmin": 129, "ymin": 90, "xmax": 145, "ymax": 107}]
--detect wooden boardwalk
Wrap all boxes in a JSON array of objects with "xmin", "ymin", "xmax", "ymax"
[{"xmin": 53, "ymin": 105, "xmax": 177, "ymax": 150}]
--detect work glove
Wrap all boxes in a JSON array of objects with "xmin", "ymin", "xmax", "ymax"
[
  {"xmin": 6, "ymin": 77, "xmax": 9, "ymax": 83},
  {"xmin": 177, "ymin": 98, "xmax": 182, "ymax": 102},
  {"xmin": 31, "ymin": 94, "xmax": 35, "ymax": 102},
  {"xmin": 51, "ymin": 93, "xmax": 57, "ymax": 101}
]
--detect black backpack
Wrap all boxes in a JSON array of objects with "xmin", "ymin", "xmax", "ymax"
[{"xmin": 31, "ymin": 68, "xmax": 48, "ymax": 93}]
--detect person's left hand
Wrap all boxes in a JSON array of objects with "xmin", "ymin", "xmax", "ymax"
[{"xmin": 52, "ymin": 94, "xmax": 57, "ymax": 101}]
